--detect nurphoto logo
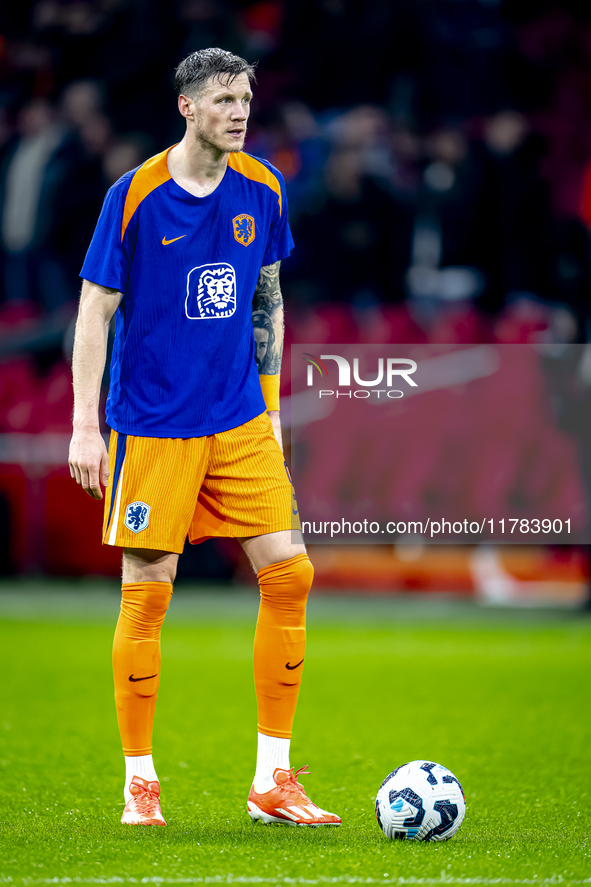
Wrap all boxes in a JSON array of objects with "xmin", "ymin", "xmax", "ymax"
[{"xmin": 303, "ymin": 352, "xmax": 418, "ymax": 399}]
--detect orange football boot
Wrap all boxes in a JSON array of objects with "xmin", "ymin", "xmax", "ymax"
[
  {"xmin": 248, "ymin": 765, "xmax": 341, "ymax": 826},
  {"xmin": 121, "ymin": 776, "xmax": 166, "ymax": 826}
]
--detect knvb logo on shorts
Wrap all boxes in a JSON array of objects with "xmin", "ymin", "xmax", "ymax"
[
  {"xmin": 233, "ymin": 214, "xmax": 255, "ymax": 246},
  {"xmin": 186, "ymin": 263, "xmax": 237, "ymax": 319},
  {"xmin": 303, "ymin": 352, "xmax": 418, "ymax": 399},
  {"xmin": 125, "ymin": 501, "xmax": 150, "ymax": 534}
]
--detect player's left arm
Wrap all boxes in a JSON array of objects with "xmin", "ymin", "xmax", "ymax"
[{"xmin": 253, "ymin": 259, "xmax": 283, "ymax": 451}]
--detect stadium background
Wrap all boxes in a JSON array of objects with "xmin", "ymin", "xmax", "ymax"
[{"xmin": 0, "ymin": 0, "xmax": 590, "ymax": 604}]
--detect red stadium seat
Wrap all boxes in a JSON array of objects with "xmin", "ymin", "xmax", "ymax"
[{"xmin": 45, "ymin": 468, "xmax": 122, "ymax": 576}]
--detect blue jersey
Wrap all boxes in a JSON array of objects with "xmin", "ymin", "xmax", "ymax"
[{"xmin": 81, "ymin": 146, "xmax": 294, "ymax": 437}]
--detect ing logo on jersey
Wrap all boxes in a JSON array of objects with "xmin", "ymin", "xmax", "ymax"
[
  {"xmin": 125, "ymin": 501, "xmax": 150, "ymax": 534},
  {"xmin": 186, "ymin": 263, "xmax": 237, "ymax": 319},
  {"xmin": 233, "ymin": 214, "xmax": 255, "ymax": 246}
]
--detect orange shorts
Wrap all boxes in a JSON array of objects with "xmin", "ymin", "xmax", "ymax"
[{"xmin": 102, "ymin": 412, "xmax": 300, "ymax": 553}]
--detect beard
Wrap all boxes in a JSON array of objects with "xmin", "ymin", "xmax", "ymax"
[{"xmin": 194, "ymin": 121, "xmax": 246, "ymax": 154}]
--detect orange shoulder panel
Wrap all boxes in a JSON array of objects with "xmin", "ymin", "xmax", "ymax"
[
  {"xmin": 228, "ymin": 153, "xmax": 282, "ymax": 215},
  {"xmin": 121, "ymin": 148, "xmax": 172, "ymax": 242}
]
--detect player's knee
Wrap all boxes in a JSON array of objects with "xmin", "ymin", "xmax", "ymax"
[
  {"xmin": 120, "ymin": 583, "xmax": 173, "ymax": 637},
  {"xmin": 258, "ymin": 554, "xmax": 314, "ymax": 606},
  {"xmin": 122, "ymin": 548, "xmax": 178, "ymax": 585},
  {"xmin": 290, "ymin": 555, "xmax": 314, "ymax": 601}
]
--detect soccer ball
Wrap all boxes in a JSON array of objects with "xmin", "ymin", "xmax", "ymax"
[{"xmin": 375, "ymin": 760, "xmax": 466, "ymax": 841}]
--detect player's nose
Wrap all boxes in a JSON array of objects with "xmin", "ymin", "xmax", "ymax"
[{"xmin": 230, "ymin": 102, "xmax": 247, "ymax": 119}]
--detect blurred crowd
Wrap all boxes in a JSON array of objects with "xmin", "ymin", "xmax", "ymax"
[{"xmin": 1, "ymin": 0, "xmax": 591, "ymax": 433}]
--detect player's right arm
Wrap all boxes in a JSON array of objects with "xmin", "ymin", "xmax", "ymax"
[{"xmin": 68, "ymin": 280, "xmax": 123, "ymax": 500}]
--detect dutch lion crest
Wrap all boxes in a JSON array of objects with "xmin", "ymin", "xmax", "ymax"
[
  {"xmin": 124, "ymin": 501, "xmax": 150, "ymax": 534},
  {"xmin": 233, "ymin": 214, "xmax": 255, "ymax": 246},
  {"xmin": 185, "ymin": 263, "xmax": 237, "ymax": 319}
]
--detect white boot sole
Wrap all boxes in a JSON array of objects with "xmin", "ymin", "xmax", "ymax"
[{"xmin": 247, "ymin": 801, "xmax": 339, "ymax": 826}]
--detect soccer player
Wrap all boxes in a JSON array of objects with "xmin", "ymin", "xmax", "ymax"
[{"xmin": 68, "ymin": 48, "xmax": 340, "ymax": 828}]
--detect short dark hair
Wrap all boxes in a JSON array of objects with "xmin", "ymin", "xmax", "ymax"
[{"xmin": 174, "ymin": 48, "xmax": 256, "ymax": 97}]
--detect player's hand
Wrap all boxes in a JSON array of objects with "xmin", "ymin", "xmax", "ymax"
[
  {"xmin": 68, "ymin": 428, "xmax": 110, "ymax": 500},
  {"xmin": 268, "ymin": 410, "xmax": 283, "ymax": 452}
]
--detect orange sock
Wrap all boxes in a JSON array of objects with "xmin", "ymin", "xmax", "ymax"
[
  {"xmin": 254, "ymin": 553, "xmax": 314, "ymax": 739},
  {"xmin": 112, "ymin": 582, "xmax": 173, "ymax": 756}
]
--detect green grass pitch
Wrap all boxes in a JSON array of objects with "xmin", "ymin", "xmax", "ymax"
[{"xmin": 0, "ymin": 582, "xmax": 589, "ymax": 886}]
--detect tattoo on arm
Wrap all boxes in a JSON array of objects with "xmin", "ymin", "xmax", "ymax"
[{"xmin": 252, "ymin": 260, "xmax": 283, "ymax": 375}]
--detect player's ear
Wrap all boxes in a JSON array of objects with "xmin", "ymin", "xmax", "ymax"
[{"xmin": 178, "ymin": 94, "xmax": 194, "ymax": 120}]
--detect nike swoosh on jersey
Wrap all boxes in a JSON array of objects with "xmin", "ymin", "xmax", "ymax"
[{"xmin": 162, "ymin": 235, "xmax": 186, "ymax": 245}]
